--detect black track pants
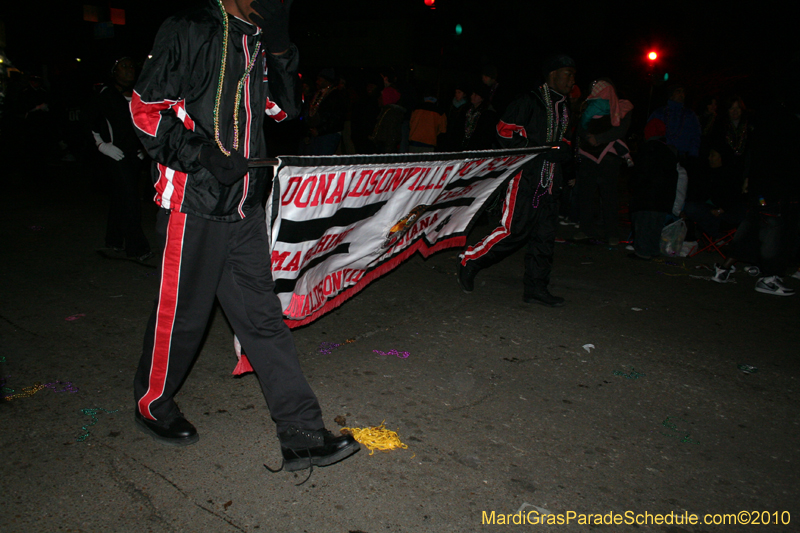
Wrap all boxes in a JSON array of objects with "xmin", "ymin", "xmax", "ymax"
[{"xmin": 134, "ymin": 207, "xmax": 323, "ymax": 433}]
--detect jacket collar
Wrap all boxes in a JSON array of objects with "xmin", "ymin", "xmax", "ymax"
[{"xmin": 208, "ymin": 0, "xmax": 261, "ymax": 37}]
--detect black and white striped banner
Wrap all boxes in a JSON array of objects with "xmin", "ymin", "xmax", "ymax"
[{"xmin": 268, "ymin": 146, "xmax": 550, "ymax": 327}]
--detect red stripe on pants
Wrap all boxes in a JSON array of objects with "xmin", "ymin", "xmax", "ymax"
[{"xmin": 137, "ymin": 211, "xmax": 187, "ymax": 420}]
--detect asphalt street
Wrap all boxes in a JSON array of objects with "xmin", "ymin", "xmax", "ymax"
[{"xmin": 1, "ymin": 162, "xmax": 798, "ymax": 533}]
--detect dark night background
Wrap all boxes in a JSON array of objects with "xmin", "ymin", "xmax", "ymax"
[{"xmin": 0, "ymin": 0, "xmax": 793, "ymax": 115}]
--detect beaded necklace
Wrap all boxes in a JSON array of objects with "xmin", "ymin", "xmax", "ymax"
[
  {"xmin": 725, "ymin": 119, "xmax": 748, "ymax": 156},
  {"xmin": 533, "ymin": 85, "xmax": 569, "ymax": 207},
  {"xmin": 212, "ymin": 0, "xmax": 262, "ymax": 155},
  {"xmin": 463, "ymin": 104, "xmax": 483, "ymax": 141},
  {"xmin": 308, "ymin": 85, "xmax": 334, "ymax": 117}
]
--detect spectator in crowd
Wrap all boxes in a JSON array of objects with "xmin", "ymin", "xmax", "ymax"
[
  {"xmin": 91, "ymin": 57, "xmax": 152, "ymax": 261},
  {"xmin": 408, "ymin": 91, "xmax": 447, "ymax": 152},
  {"xmin": 713, "ymin": 96, "xmax": 751, "ymax": 181},
  {"xmin": 441, "ymin": 82, "xmax": 468, "ymax": 151},
  {"xmin": 481, "ymin": 64, "xmax": 509, "ymax": 116},
  {"xmin": 350, "ymin": 76, "xmax": 381, "ymax": 154},
  {"xmin": 683, "ymin": 141, "xmax": 746, "ymax": 239},
  {"xmin": 300, "ymin": 68, "xmax": 347, "ymax": 155},
  {"xmin": 684, "ymin": 96, "xmax": 751, "ymax": 239},
  {"xmin": 573, "ymin": 79, "xmax": 633, "ymax": 245},
  {"xmin": 628, "ymin": 118, "xmax": 681, "ymax": 260},
  {"xmin": 457, "ymin": 84, "xmax": 497, "ymax": 151},
  {"xmin": 338, "ymin": 74, "xmax": 357, "ymax": 155},
  {"xmin": 369, "ymin": 69, "xmax": 405, "ymax": 153},
  {"xmin": 558, "ymin": 83, "xmax": 582, "ymax": 227},
  {"xmin": 711, "ymin": 89, "xmax": 800, "ymax": 296},
  {"xmin": 647, "ymin": 84, "xmax": 701, "ymax": 161},
  {"xmin": 698, "ymin": 96, "xmax": 718, "ymax": 141},
  {"xmin": 18, "ymin": 72, "xmax": 56, "ymax": 160}
]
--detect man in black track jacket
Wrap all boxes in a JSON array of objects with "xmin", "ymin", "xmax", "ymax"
[
  {"xmin": 130, "ymin": 0, "xmax": 359, "ymax": 473},
  {"xmin": 458, "ymin": 55, "xmax": 576, "ymax": 307}
]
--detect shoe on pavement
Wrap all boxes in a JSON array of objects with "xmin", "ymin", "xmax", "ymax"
[
  {"xmin": 135, "ymin": 410, "xmax": 199, "ymax": 446},
  {"xmin": 523, "ymin": 288, "xmax": 565, "ymax": 307},
  {"xmin": 278, "ymin": 426, "xmax": 360, "ymax": 472},
  {"xmin": 744, "ymin": 266, "xmax": 761, "ymax": 277},
  {"xmin": 755, "ymin": 276, "xmax": 795, "ymax": 296},
  {"xmin": 711, "ymin": 263, "xmax": 735, "ymax": 283},
  {"xmin": 457, "ymin": 261, "xmax": 479, "ymax": 293},
  {"xmin": 573, "ymin": 231, "xmax": 589, "ymax": 241},
  {"xmin": 792, "ymin": 270, "xmax": 800, "ymax": 280}
]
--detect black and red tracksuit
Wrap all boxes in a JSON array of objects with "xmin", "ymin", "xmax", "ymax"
[
  {"xmin": 460, "ymin": 86, "xmax": 569, "ymax": 296},
  {"xmin": 131, "ymin": 2, "xmax": 323, "ymax": 433}
]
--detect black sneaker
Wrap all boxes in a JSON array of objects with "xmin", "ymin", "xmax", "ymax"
[
  {"xmin": 135, "ymin": 410, "xmax": 199, "ymax": 446},
  {"xmin": 457, "ymin": 261, "xmax": 479, "ymax": 293},
  {"xmin": 523, "ymin": 288, "xmax": 565, "ymax": 307},
  {"xmin": 278, "ymin": 427, "xmax": 360, "ymax": 472}
]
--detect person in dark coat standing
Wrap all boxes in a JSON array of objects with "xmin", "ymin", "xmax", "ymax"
[
  {"xmin": 458, "ymin": 84, "xmax": 497, "ymax": 151},
  {"xmin": 300, "ymin": 68, "xmax": 347, "ymax": 155},
  {"xmin": 628, "ymin": 118, "xmax": 680, "ymax": 260},
  {"xmin": 91, "ymin": 57, "xmax": 152, "ymax": 261}
]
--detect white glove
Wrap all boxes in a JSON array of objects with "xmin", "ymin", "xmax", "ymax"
[{"xmin": 98, "ymin": 142, "xmax": 124, "ymax": 161}]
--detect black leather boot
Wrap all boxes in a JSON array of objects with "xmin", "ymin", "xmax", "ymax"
[
  {"xmin": 457, "ymin": 261, "xmax": 480, "ymax": 293},
  {"xmin": 135, "ymin": 410, "xmax": 199, "ymax": 446},
  {"xmin": 524, "ymin": 286, "xmax": 565, "ymax": 307},
  {"xmin": 278, "ymin": 426, "xmax": 360, "ymax": 472}
]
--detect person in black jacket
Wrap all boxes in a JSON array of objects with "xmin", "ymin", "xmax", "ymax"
[
  {"xmin": 92, "ymin": 57, "xmax": 152, "ymax": 261},
  {"xmin": 458, "ymin": 55, "xmax": 575, "ymax": 307},
  {"xmin": 710, "ymin": 93, "xmax": 800, "ymax": 296},
  {"xmin": 458, "ymin": 84, "xmax": 497, "ymax": 151},
  {"xmin": 574, "ymin": 78, "xmax": 633, "ymax": 245},
  {"xmin": 300, "ymin": 68, "xmax": 347, "ymax": 155},
  {"xmin": 628, "ymin": 118, "xmax": 680, "ymax": 260},
  {"xmin": 130, "ymin": 0, "xmax": 359, "ymax": 472}
]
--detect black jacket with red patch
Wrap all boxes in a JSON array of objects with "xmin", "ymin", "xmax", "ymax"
[
  {"xmin": 132, "ymin": 1, "xmax": 299, "ymax": 221},
  {"xmin": 496, "ymin": 86, "xmax": 570, "ymax": 192}
]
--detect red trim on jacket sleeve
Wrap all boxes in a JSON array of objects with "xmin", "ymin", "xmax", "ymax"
[
  {"xmin": 497, "ymin": 120, "xmax": 527, "ymax": 139},
  {"xmin": 265, "ymin": 98, "xmax": 288, "ymax": 123},
  {"xmin": 172, "ymin": 100, "xmax": 195, "ymax": 131},
  {"xmin": 131, "ymin": 91, "xmax": 179, "ymax": 137}
]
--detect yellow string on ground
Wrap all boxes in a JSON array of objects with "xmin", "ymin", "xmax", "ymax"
[
  {"xmin": 2, "ymin": 383, "xmax": 45, "ymax": 401},
  {"xmin": 341, "ymin": 421, "xmax": 408, "ymax": 455}
]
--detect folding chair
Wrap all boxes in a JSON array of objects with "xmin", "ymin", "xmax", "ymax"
[{"xmin": 689, "ymin": 227, "xmax": 736, "ymax": 259}]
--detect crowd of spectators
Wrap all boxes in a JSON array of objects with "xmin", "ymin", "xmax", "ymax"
[{"xmin": 2, "ymin": 53, "xmax": 799, "ymax": 297}]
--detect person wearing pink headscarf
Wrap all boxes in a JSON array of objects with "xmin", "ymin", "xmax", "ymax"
[{"xmin": 574, "ymin": 78, "xmax": 634, "ymax": 245}]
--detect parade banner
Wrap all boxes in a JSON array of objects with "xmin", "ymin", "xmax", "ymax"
[{"xmin": 268, "ymin": 146, "xmax": 551, "ymax": 328}]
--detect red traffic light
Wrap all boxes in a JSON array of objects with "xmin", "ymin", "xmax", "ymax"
[{"xmin": 647, "ymin": 51, "xmax": 658, "ymax": 61}]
